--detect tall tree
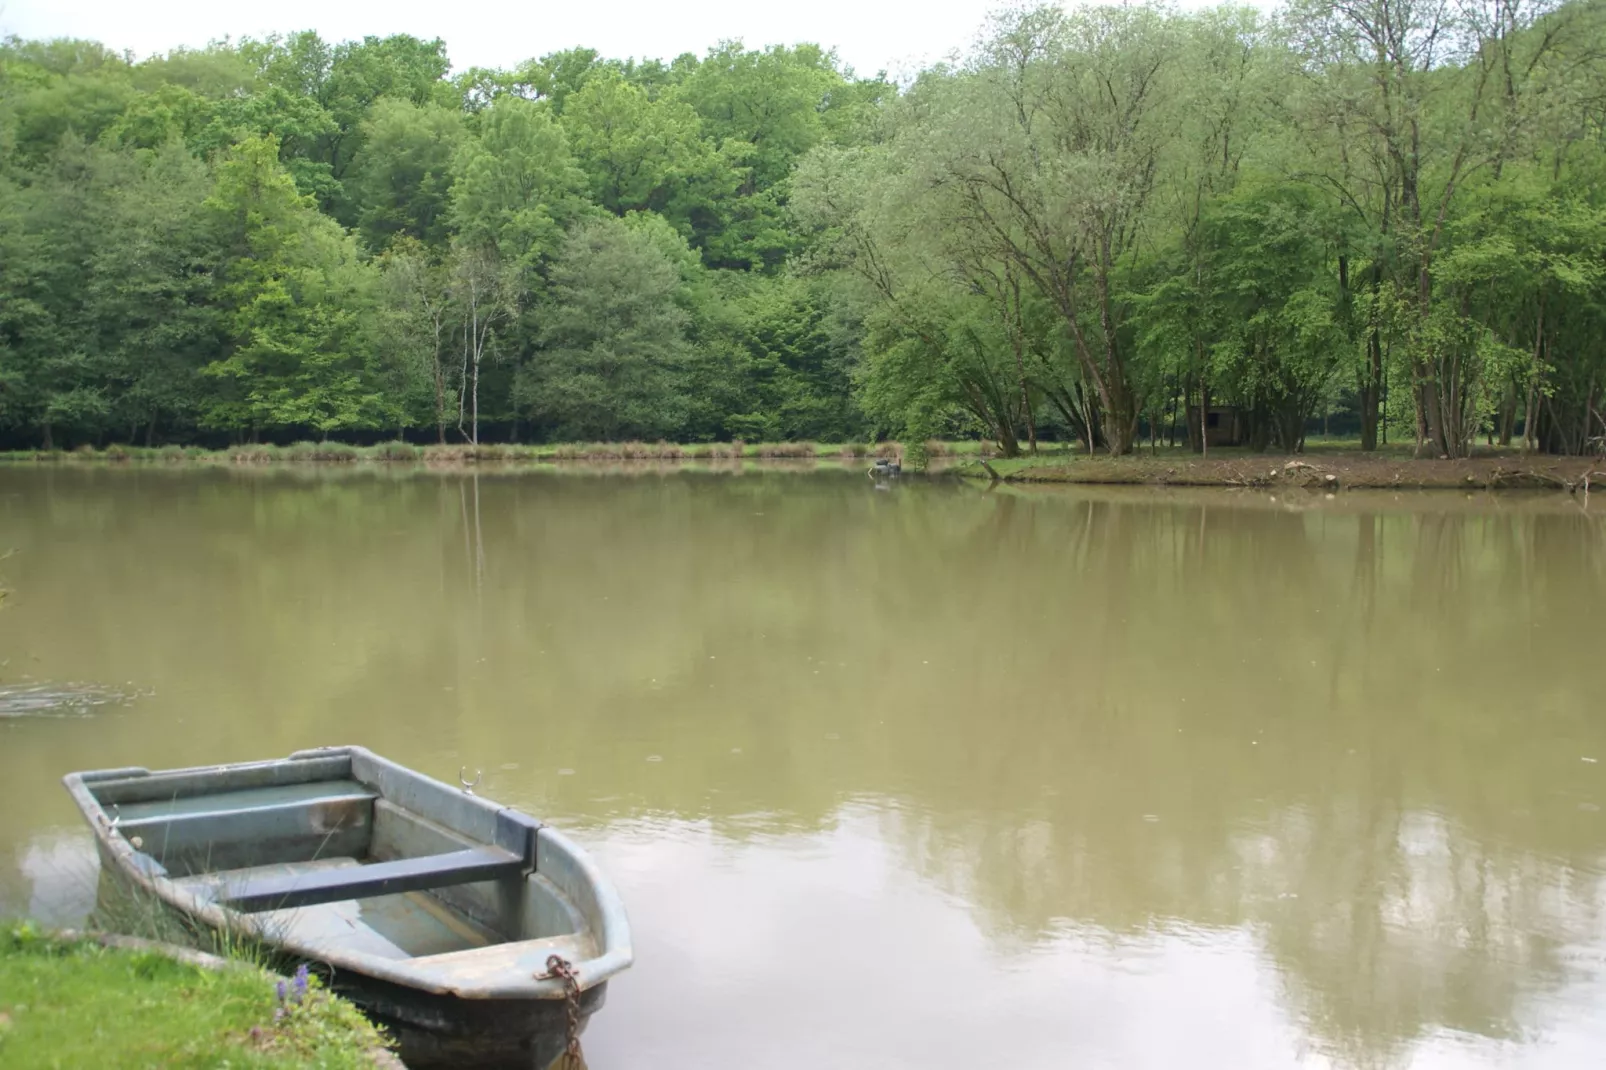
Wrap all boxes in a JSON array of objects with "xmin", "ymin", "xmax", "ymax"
[
  {"xmin": 347, "ymin": 97, "xmax": 464, "ymax": 251},
  {"xmin": 561, "ymin": 73, "xmax": 734, "ymax": 238},
  {"xmin": 520, "ymin": 216, "xmax": 691, "ymax": 440},
  {"xmin": 203, "ymin": 135, "xmax": 389, "ymax": 439}
]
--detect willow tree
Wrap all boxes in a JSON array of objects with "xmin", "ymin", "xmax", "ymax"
[
  {"xmin": 805, "ymin": 6, "xmax": 1185, "ymax": 455},
  {"xmin": 794, "ymin": 142, "xmax": 1036, "ymax": 457},
  {"xmin": 925, "ymin": 6, "xmax": 1183, "ymax": 454}
]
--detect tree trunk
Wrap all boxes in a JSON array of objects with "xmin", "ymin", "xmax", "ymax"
[
  {"xmin": 1498, "ymin": 380, "xmax": 1516, "ymax": 447},
  {"xmin": 1007, "ymin": 276, "xmax": 1037, "ymax": 455},
  {"xmin": 1166, "ymin": 380, "xmax": 1179, "ymax": 448},
  {"xmin": 1358, "ymin": 262, "xmax": 1385, "ymax": 451},
  {"xmin": 1019, "ymin": 378, "xmax": 1038, "ymax": 456},
  {"xmin": 433, "ymin": 320, "xmax": 447, "ymax": 445}
]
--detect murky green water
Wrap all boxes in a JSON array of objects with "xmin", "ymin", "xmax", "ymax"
[{"xmin": 2, "ymin": 465, "xmax": 1604, "ymax": 1069}]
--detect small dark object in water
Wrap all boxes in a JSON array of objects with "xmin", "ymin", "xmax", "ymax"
[{"xmin": 869, "ymin": 459, "xmax": 901, "ymax": 478}]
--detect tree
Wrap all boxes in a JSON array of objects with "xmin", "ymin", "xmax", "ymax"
[
  {"xmin": 347, "ymin": 97, "xmax": 464, "ymax": 251},
  {"xmin": 1286, "ymin": 0, "xmax": 1576, "ymax": 456},
  {"xmin": 0, "ymin": 138, "xmax": 118, "ymax": 447},
  {"xmin": 448, "ymin": 243, "xmax": 513, "ymax": 445},
  {"xmin": 848, "ymin": 6, "xmax": 1183, "ymax": 454},
  {"xmin": 378, "ymin": 240, "xmax": 455, "ymax": 441},
  {"xmin": 450, "ymin": 96, "xmax": 589, "ymax": 269},
  {"xmin": 203, "ymin": 135, "xmax": 390, "ymax": 439},
  {"xmin": 520, "ymin": 216, "xmax": 691, "ymax": 441},
  {"xmin": 561, "ymin": 73, "xmax": 734, "ymax": 237},
  {"xmin": 86, "ymin": 141, "xmax": 222, "ymax": 444},
  {"xmin": 675, "ymin": 42, "xmax": 887, "ymax": 269}
]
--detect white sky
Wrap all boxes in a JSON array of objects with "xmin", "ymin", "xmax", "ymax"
[{"xmin": 2, "ymin": 0, "xmax": 1014, "ymax": 79}]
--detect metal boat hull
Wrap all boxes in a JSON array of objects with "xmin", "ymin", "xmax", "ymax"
[{"xmin": 67, "ymin": 746, "xmax": 633, "ymax": 1070}]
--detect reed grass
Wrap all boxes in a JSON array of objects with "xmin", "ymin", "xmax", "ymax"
[{"xmin": 0, "ymin": 438, "xmax": 989, "ymax": 467}]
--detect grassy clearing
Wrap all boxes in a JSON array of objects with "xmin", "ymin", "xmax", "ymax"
[
  {"xmin": 0, "ymin": 921, "xmax": 389, "ymax": 1069},
  {"xmin": 0, "ymin": 438, "xmax": 988, "ymax": 466}
]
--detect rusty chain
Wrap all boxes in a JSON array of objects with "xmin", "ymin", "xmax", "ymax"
[{"xmin": 539, "ymin": 954, "xmax": 583, "ymax": 1069}]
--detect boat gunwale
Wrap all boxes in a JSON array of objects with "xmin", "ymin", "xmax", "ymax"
[{"xmin": 63, "ymin": 745, "xmax": 633, "ymax": 1000}]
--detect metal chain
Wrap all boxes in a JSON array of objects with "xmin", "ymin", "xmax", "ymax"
[{"xmin": 539, "ymin": 954, "xmax": 583, "ymax": 1069}]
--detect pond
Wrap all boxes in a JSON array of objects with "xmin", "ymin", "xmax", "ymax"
[{"xmin": 1, "ymin": 465, "xmax": 1604, "ymax": 1069}]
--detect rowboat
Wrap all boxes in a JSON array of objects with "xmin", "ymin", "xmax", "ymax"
[{"xmin": 62, "ymin": 745, "xmax": 632, "ymax": 1069}]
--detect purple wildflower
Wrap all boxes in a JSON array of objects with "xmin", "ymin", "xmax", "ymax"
[
  {"xmin": 293, "ymin": 964, "xmax": 310, "ymax": 1001},
  {"xmin": 275, "ymin": 979, "xmax": 287, "ymax": 1004}
]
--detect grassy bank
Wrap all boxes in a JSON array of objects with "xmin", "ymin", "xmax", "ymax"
[
  {"xmin": 0, "ymin": 439, "xmax": 998, "ymax": 466},
  {"xmin": 968, "ymin": 447, "xmax": 1606, "ymax": 492},
  {"xmin": 0, "ymin": 922, "xmax": 391, "ymax": 1069}
]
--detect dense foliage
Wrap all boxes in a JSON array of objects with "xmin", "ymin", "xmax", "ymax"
[{"xmin": 2, "ymin": 3, "xmax": 1604, "ymax": 455}]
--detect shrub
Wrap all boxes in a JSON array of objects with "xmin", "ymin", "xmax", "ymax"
[
  {"xmin": 315, "ymin": 443, "xmax": 359, "ymax": 462},
  {"xmin": 757, "ymin": 442, "xmax": 815, "ymax": 458},
  {"xmin": 456, "ymin": 443, "xmax": 511, "ymax": 461},
  {"xmin": 370, "ymin": 441, "xmax": 420, "ymax": 462},
  {"xmin": 230, "ymin": 445, "xmax": 277, "ymax": 465}
]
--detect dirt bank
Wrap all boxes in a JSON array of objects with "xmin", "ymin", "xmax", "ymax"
[{"xmin": 974, "ymin": 453, "xmax": 1605, "ymax": 493}]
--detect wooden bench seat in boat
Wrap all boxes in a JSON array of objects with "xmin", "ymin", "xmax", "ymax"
[
  {"xmin": 175, "ymin": 857, "xmax": 507, "ymax": 959},
  {"xmin": 221, "ymin": 845, "xmax": 527, "ymax": 912}
]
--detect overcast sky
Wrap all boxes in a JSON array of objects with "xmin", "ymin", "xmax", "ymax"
[{"xmin": 1, "ymin": 0, "xmax": 1022, "ymax": 78}]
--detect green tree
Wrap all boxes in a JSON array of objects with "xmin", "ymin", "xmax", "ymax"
[
  {"xmin": 520, "ymin": 216, "xmax": 691, "ymax": 440},
  {"xmin": 561, "ymin": 73, "xmax": 734, "ymax": 237},
  {"xmin": 203, "ymin": 135, "xmax": 390, "ymax": 438},
  {"xmin": 86, "ymin": 141, "xmax": 223, "ymax": 443},
  {"xmin": 378, "ymin": 240, "xmax": 455, "ymax": 441},
  {"xmin": 676, "ymin": 42, "xmax": 886, "ymax": 269},
  {"xmin": 346, "ymin": 97, "xmax": 464, "ymax": 251},
  {"xmin": 450, "ymin": 96, "xmax": 589, "ymax": 269}
]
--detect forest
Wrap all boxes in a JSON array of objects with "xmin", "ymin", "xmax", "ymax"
[{"xmin": 1, "ymin": 0, "xmax": 1604, "ymax": 457}]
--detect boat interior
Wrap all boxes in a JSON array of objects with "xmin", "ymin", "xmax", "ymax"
[{"xmin": 81, "ymin": 750, "xmax": 598, "ymax": 967}]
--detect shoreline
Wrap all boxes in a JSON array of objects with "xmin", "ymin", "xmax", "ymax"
[
  {"xmin": 2, "ymin": 441, "xmax": 1601, "ymax": 494},
  {"xmin": 0, "ymin": 440, "xmax": 975, "ymax": 466},
  {"xmin": 965, "ymin": 453, "xmax": 1606, "ymax": 494}
]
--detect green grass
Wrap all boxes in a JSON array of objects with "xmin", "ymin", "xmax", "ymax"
[{"xmin": 0, "ymin": 922, "xmax": 388, "ymax": 1069}]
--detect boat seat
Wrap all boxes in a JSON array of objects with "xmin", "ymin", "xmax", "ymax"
[
  {"xmin": 108, "ymin": 781, "xmax": 379, "ymax": 876},
  {"xmin": 222, "ymin": 846, "xmax": 527, "ymax": 913},
  {"xmin": 112, "ymin": 780, "xmax": 377, "ymax": 824}
]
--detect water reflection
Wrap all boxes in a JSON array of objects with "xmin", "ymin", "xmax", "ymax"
[{"xmin": 0, "ymin": 467, "xmax": 1603, "ymax": 1068}]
